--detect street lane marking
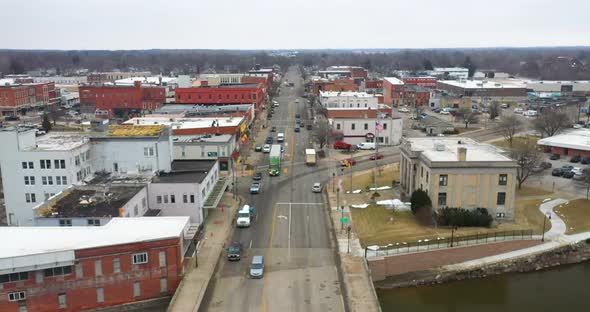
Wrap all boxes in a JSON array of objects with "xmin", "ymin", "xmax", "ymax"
[
  {"xmin": 288, "ymin": 203, "xmax": 292, "ymax": 258},
  {"xmin": 249, "ymin": 239, "xmax": 253, "ymax": 249}
]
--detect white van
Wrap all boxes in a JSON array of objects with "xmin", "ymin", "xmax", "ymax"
[
  {"xmin": 357, "ymin": 142, "xmax": 376, "ymax": 150},
  {"xmin": 236, "ymin": 205, "xmax": 252, "ymax": 228},
  {"xmin": 277, "ymin": 133, "xmax": 285, "ymax": 142}
]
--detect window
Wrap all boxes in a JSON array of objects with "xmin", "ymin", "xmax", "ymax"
[
  {"xmin": 56, "ymin": 176, "xmax": 61, "ymax": 185},
  {"xmin": 157, "ymin": 196, "xmax": 162, "ymax": 204},
  {"xmin": 163, "ymin": 195, "xmax": 168, "ymax": 204},
  {"xmin": 54, "ymin": 160, "xmax": 59, "ymax": 168},
  {"xmin": 25, "ymin": 193, "xmax": 36, "ymax": 203},
  {"xmin": 75, "ymin": 156, "xmax": 80, "ymax": 166},
  {"xmin": 364, "ymin": 123, "xmax": 368, "ymax": 130},
  {"xmin": 426, "ymin": 172, "xmax": 429, "ymax": 183},
  {"xmin": 40, "ymin": 159, "xmax": 51, "ymax": 169},
  {"xmin": 58, "ymin": 293, "xmax": 67, "ymax": 308},
  {"xmin": 499, "ymin": 174, "xmax": 508, "ymax": 186},
  {"xmin": 144, "ymin": 147, "xmax": 154, "ymax": 157},
  {"xmin": 336, "ymin": 124, "xmax": 341, "ymax": 130},
  {"xmin": 497, "ymin": 192, "xmax": 506, "ymax": 205},
  {"xmin": 22, "ymin": 162, "xmax": 27, "ymax": 169},
  {"xmin": 94, "ymin": 260, "xmax": 102, "ymax": 276},
  {"xmin": 47, "ymin": 176, "xmax": 53, "ymax": 185},
  {"xmin": 24, "ymin": 176, "xmax": 34, "ymax": 185},
  {"xmin": 42, "ymin": 176, "xmax": 47, "ymax": 185},
  {"xmin": 438, "ymin": 193, "xmax": 447, "ymax": 207},
  {"xmin": 160, "ymin": 278, "xmax": 168, "ymax": 293},
  {"xmin": 157, "ymin": 251, "xmax": 168, "ymax": 268},
  {"xmin": 97, "ymin": 288, "xmax": 104, "ymax": 303},
  {"xmin": 8, "ymin": 291, "xmax": 26, "ymax": 302},
  {"xmin": 113, "ymin": 258, "xmax": 121, "ymax": 274},
  {"xmin": 75, "ymin": 264, "xmax": 83, "ymax": 279},
  {"xmin": 62, "ymin": 176, "xmax": 67, "ymax": 185},
  {"xmin": 44, "ymin": 266, "xmax": 72, "ymax": 277},
  {"xmin": 170, "ymin": 194, "xmax": 175, "ymax": 203},
  {"xmin": 383, "ymin": 123, "xmax": 387, "ymax": 130},
  {"xmin": 28, "ymin": 161, "xmax": 33, "ymax": 169},
  {"xmin": 59, "ymin": 219, "xmax": 72, "ymax": 227},
  {"xmin": 351, "ymin": 123, "xmax": 356, "ymax": 130},
  {"xmin": 87, "ymin": 219, "xmax": 100, "ymax": 226},
  {"xmin": 183, "ymin": 194, "xmax": 188, "ymax": 203},
  {"xmin": 190, "ymin": 194, "xmax": 195, "ymax": 203},
  {"xmin": 133, "ymin": 281, "xmax": 141, "ymax": 297},
  {"xmin": 132, "ymin": 252, "xmax": 148, "ymax": 264},
  {"xmin": 439, "ymin": 175, "xmax": 448, "ymax": 186},
  {"xmin": 0, "ymin": 272, "xmax": 29, "ymax": 284},
  {"xmin": 60, "ymin": 159, "xmax": 66, "ymax": 168}
]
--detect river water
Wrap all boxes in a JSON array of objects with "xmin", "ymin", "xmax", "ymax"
[{"xmin": 377, "ymin": 262, "xmax": 590, "ymax": 312}]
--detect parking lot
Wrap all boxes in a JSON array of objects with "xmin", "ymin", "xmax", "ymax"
[{"xmin": 526, "ymin": 154, "xmax": 590, "ymax": 198}]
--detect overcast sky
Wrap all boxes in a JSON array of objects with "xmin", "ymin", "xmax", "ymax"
[{"xmin": 2, "ymin": 0, "xmax": 589, "ymax": 50}]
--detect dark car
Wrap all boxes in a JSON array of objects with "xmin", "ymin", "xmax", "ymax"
[
  {"xmin": 271, "ymin": 126, "xmax": 276, "ymax": 132},
  {"xmin": 562, "ymin": 171, "xmax": 575, "ymax": 179},
  {"xmin": 265, "ymin": 136, "xmax": 273, "ymax": 144},
  {"xmin": 551, "ymin": 168, "xmax": 564, "ymax": 176},
  {"xmin": 306, "ymin": 124, "xmax": 312, "ymax": 130},
  {"xmin": 582, "ymin": 157, "xmax": 590, "ymax": 165},
  {"xmin": 252, "ymin": 172, "xmax": 262, "ymax": 181},
  {"xmin": 294, "ymin": 127, "xmax": 300, "ymax": 132},
  {"xmin": 561, "ymin": 165, "xmax": 574, "ymax": 171},
  {"xmin": 432, "ymin": 108, "xmax": 441, "ymax": 113},
  {"xmin": 540, "ymin": 162, "xmax": 552, "ymax": 169},
  {"xmin": 227, "ymin": 242, "xmax": 242, "ymax": 261},
  {"xmin": 549, "ymin": 154, "xmax": 560, "ymax": 160},
  {"xmin": 295, "ymin": 113, "xmax": 301, "ymax": 119},
  {"xmin": 570, "ymin": 155, "xmax": 581, "ymax": 163},
  {"xmin": 255, "ymin": 145, "xmax": 262, "ymax": 152},
  {"xmin": 5, "ymin": 116, "xmax": 20, "ymax": 121}
]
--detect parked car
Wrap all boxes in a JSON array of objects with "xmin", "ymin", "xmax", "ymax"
[
  {"xmin": 265, "ymin": 136, "xmax": 273, "ymax": 144},
  {"xmin": 571, "ymin": 167, "xmax": 583, "ymax": 176},
  {"xmin": 531, "ymin": 166, "xmax": 544, "ymax": 173},
  {"xmin": 562, "ymin": 171, "xmax": 575, "ymax": 179},
  {"xmin": 549, "ymin": 154, "xmax": 560, "ymax": 160},
  {"xmin": 255, "ymin": 145, "xmax": 262, "ymax": 152},
  {"xmin": 540, "ymin": 162, "xmax": 552, "ymax": 169},
  {"xmin": 227, "ymin": 242, "xmax": 242, "ymax": 261},
  {"xmin": 369, "ymin": 154, "xmax": 384, "ymax": 160},
  {"xmin": 250, "ymin": 182, "xmax": 261, "ymax": 194},
  {"xmin": 312, "ymin": 182, "xmax": 322, "ymax": 193},
  {"xmin": 581, "ymin": 157, "xmax": 590, "ymax": 165},
  {"xmin": 340, "ymin": 158, "xmax": 357, "ymax": 167},
  {"xmin": 295, "ymin": 114, "xmax": 301, "ymax": 119},
  {"xmin": 5, "ymin": 115, "xmax": 20, "ymax": 121},
  {"xmin": 294, "ymin": 127, "xmax": 300, "ymax": 132},
  {"xmin": 398, "ymin": 107, "xmax": 410, "ymax": 113},
  {"xmin": 561, "ymin": 165, "xmax": 574, "ymax": 171},
  {"xmin": 552, "ymin": 168, "xmax": 564, "ymax": 176},
  {"xmin": 570, "ymin": 155, "xmax": 582, "ymax": 163},
  {"xmin": 573, "ymin": 124, "xmax": 583, "ymax": 129},
  {"xmin": 440, "ymin": 110, "xmax": 450, "ymax": 115},
  {"xmin": 306, "ymin": 124, "xmax": 312, "ymax": 130},
  {"xmin": 252, "ymin": 172, "xmax": 262, "ymax": 181},
  {"xmin": 573, "ymin": 173, "xmax": 586, "ymax": 181},
  {"xmin": 432, "ymin": 108, "xmax": 441, "ymax": 113},
  {"xmin": 263, "ymin": 144, "xmax": 271, "ymax": 153},
  {"xmin": 333, "ymin": 141, "xmax": 352, "ymax": 150},
  {"xmin": 514, "ymin": 108, "xmax": 524, "ymax": 114},
  {"xmin": 271, "ymin": 126, "xmax": 276, "ymax": 132}
]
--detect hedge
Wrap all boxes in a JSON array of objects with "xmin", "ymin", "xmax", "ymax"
[{"xmin": 437, "ymin": 207, "xmax": 493, "ymax": 227}]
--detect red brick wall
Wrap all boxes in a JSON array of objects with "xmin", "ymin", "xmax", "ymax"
[
  {"xmin": 402, "ymin": 77, "xmax": 437, "ymax": 88},
  {"xmin": 0, "ymin": 238, "xmax": 183, "ymax": 312},
  {"xmin": 79, "ymin": 84, "xmax": 165, "ymax": 113},
  {"xmin": 382, "ymin": 80, "xmax": 404, "ymax": 106},
  {"xmin": 175, "ymin": 85, "xmax": 265, "ymax": 109},
  {"xmin": 313, "ymin": 79, "xmax": 357, "ymax": 95},
  {"xmin": 545, "ymin": 146, "xmax": 590, "ymax": 157}
]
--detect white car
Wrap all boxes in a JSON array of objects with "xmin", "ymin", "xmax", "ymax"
[
  {"xmin": 398, "ymin": 107, "xmax": 410, "ymax": 113},
  {"xmin": 440, "ymin": 110, "xmax": 450, "ymax": 115},
  {"xmin": 514, "ymin": 108, "xmax": 524, "ymax": 114},
  {"xmin": 571, "ymin": 167, "xmax": 583, "ymax": 175},
  {"xmin": 573, "ymin": 124, "xmax": 583, "ymax": 129},
  {"xmin": 295, "ymin": 99, "xmax": 300, "ymax": 103},
  {"xmin": 262, "ymin": 144, "xmax": 271, "ymax": 153},
  {"xmin": 312, "ymin": 183, "xmax": 322, "ymax": 193}
]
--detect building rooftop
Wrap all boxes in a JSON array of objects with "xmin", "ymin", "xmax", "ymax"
[
  {"xmin": 172, "ymin": 134, "xmax": 233, "ymax": 143},
  {"xmin": 433, "ymin": 67, "xmax": 469, "ymax": 72},
  {"xmin": 153, "ymin": 160, "xmax": 217, "ymax": 184},
  {"xmin": 112, "ymin": 76, "xmax": 177, "ymax": 86},
  {"xmin": 124, "ymin": 116, "xmax": 244, "ymax": 129},
  {"xmin": 154, "ymin": 104, "xmax": 252, "ymax": 115},
  {"xmin": 438, "ymin": 80, "xmax": 526, "ymax": 89},
  {"xmin": 319, "ymin": 91, "xmax": 376, "ymax": 98},
  {"xmin": 537, "ymin": 129, "xmax": 590, "ymax": 152},
  {"xmin": 27, "ymin": 132, "xmax": 89, "ymax": 151},
  {"xmin": 384, "ymin": 77, "xmax": 404, "ymax": 85},
  {"xmin": 404, "ymin": 137, "xmax": 515, "ymax": 163},
  {"xmin": 0, "ymin": 217, "xmax": 189, "ymax": 274},
  {"xmin": 106, "ymin": 125, "xmax": 165, "ymax": 137}
]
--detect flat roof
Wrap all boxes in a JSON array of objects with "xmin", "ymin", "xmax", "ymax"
[
  {"xmin": 384, "ymin": 77, "xmax": 404, "ymax": 85},
  {"xmin": 537, "ymin": 129, "xmax": 590, "ymax": 152},
  {"xmin": 0, "ymin": 217, "xmax": 189, "ymax": 272},
  {"xmin": 112, "ymin": 76, "xmax": 177, "ymax": 85},
  {"xmin": 153, "ymin": 160, "xmax": 217, "ymax": 184},
  {"xmin": 438, "ymin": 80, "xmax": 526, "ymax": 89},
  {"xmin": 216, "ymin": 83, "xmax": 259, "ymax": 88},
  {"xmin": 319, "ymin": 91, "xmax": 376, "ymax": 98},
  {"xmin": 434, "ymin": 67, "xmax": 469, "ymax": 72},
  {"xmin": 27, "ymin": 132, "xmax": 89, "ymax": 151},
  {"xmin": 405, "ymin": 137, "xmax": 515, "ymax": 162},
  {"xmin": 172, "ymin": 134, "xmax": 233, "ymax": 143},
  {"xmin": 106, "ymin": 125, "xmax": 165, "ymax": 137},
  {"xmin": 124, "ymin": 116, "xmax": 243, "ymax": 129}
]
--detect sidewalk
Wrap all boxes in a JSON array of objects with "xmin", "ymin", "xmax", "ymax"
[{"xmin": 167, "ymin": 193, "xmax": 240, "ymax": 312}]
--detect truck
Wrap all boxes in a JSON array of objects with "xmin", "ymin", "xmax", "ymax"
[
  {"xmin": 305, "ymin": 149, "xmax": 317, "ymax": 166},
  {"xmin": 268, "ymin": 144, "xmax": 281, "ymax": 176},
  {"xmin": 237, "ymin": 205, "xmax": 253, "ymax": 228}
]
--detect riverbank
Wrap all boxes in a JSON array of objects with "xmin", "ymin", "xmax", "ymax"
[{"xmin": 374, "ymin": 239, "xmax": 590, "ymax": 289}]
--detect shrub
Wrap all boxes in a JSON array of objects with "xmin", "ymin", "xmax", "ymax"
[
  {"xmin": 410, "ymin": 189, "xmax": 431, "ymax": 214},
  {"xmin": 437, "ymin": 207, "xmax": 493, "ymax": 227}
]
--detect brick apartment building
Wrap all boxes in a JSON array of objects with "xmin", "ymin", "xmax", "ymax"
[
  {"xmin": 382, "ymin": 77, "xmax": 405, "ymax": 106},
  {"xmin": 401, "ymin": 77, "xmax": 437, "ymax": 89},
  {"xmin": 79, "ymin": 81, "xmax": 166, "ymax": 115},
  {"xmin": 402, "ymin": 85, "xmax": 431, "ymax": 106},
  {"xmin": 174, "ymin": 83, "xmax": 265, "ymax": 110},
  {"xmin": 0, "ymin": 81, "xmax": 57, "ymax": 116},
  {"xmin": 0, "ymin": 217, "xmax": 192, "ymax": 312}
]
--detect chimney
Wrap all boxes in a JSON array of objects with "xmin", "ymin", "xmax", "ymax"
[{"xmin": 457, "ymin": 147, "xmax": 467, "ymax": 161}]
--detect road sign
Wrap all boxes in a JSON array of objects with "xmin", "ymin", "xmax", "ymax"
[{"xmin": 340, "ymin": 217, "xmax": 349, "ymax": 223}]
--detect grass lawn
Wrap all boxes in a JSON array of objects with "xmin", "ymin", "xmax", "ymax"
[
  {"xmin": 555, "ymin": 199, "xmax": 590, "ymax": 234},
  {"xmin": 516, "ymin": 186, "xmax": 553, "ymax": 198},
  {"xmin": 350, "ymin": 187, "xmax": 552, "ymax": 247},
  {"xmin": 342, "ymin": 165, "xmax": 400, "ymax": 192},
  {"xmin": 491, "ymin": 135, "xmax": 541, "ymax": 150}
]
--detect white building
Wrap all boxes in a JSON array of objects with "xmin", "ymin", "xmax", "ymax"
[
  {"xmin": 90, "ymin": 125, "xmax": 172, "ymax": 175},
  {"xmin": 60, "ymin": 89, "xmax": 80, "ymax": 107},
  {"xmin": 198, "ymin": 74, "xmax": 244, "ymax": 85},
  {"xmin": 0, "ymin": 128, "xmax": 92, "ymax": 226},
  {"xmin": 173, "ymin": 134, "xmax": 236, "ymax": 173},
  {"xmin": 526, "ymin": 80, "xmax": 590, "ymax": 93},
  {"xmin": 327, "ymin": 109, "xmax": 403, "ymax": 146},
  {"xmin": 33, "ymin": 76, "xmax": 88, "ymax": 85},
  {"xmin": 431, "ymin": 67, "xmax": 469, "ymax": 79},
  {"xmin": 319, "ymin": 91, "xmax": 378, "ymax": 109}
]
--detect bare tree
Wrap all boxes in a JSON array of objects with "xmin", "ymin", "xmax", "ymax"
[
  {"xmin": 314, "ymin": 119, "xmax": 330, "ymax": 149},
  {"xmin": 456, "ymin": 108, "xmax": 479, "ymax": 128},
  {"xmin": 583, "ymin": 168, "xmax": 590, "ymax": 200},
  {"xmin": 532, "ymin": 107, "xmax": 570, "ymax": 137},
  {"xmin": 489, "ymin": 101, "xmax": 500, "ymax": 120},
  {"xmin": 510, "ymin": 140, "xmax": 542, "ymax": 189},
  {"xmin": 498, "ymin": 115, "xmax": 524, "ymax": 147}
]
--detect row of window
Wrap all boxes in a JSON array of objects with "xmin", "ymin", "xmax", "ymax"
[
  {"xmin": 92, "ymin": 91, "xmax": 164, "ymax": 98},
  {"xmin": 24, "ymin": 175, "xmax": 69, "ymax": 186},
  {"xmin": 437, "ymin": 192, "xmax": 507, "ymax": 207},
  {"xmin": 437, "ymin": 174, "xmax": 508, "ymax": 186},
  {"xmin": 58, "ymin": 218, "xmax": 100, "ymax": 226},
  {"xmin": 179, "ymin": 93, "xmax": 257, "ymax": 101},
  {"xmin": 22, "ymin": 153, "xmax": 89, "ymax": 171},
  {"xmin": 335, "ymin": 123, "xmax": 388, "ymax": 131}
]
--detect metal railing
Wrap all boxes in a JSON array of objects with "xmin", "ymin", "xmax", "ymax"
[{"xmin": 365, "ymin": 229, "xmax": 534, "ymax": 258}]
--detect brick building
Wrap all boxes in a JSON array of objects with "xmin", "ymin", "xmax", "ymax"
[
  {"xmin": 537, "ymin": 129, "xmax": 590, "ymax": 158},
  {"xmin": 436, "ymin": 80, "xmax": 527, "ymax": 99},
  {"xmin": 174, "ymin": 83, "xmax": 265, "ymax": 110},
  {"xmin": 87, "ymin": 72, "xmax": 151, "ymax": 85},
  {"xmin": 382, "ymin": 77, "xmax": 405, "ymax": 106},
  {"xmin": 312, "ymin": 78, "xmax": 357, "ymax": 95},
  {"xmin": 402, "ymin": 85, "xmax": 431, "ymax": 106},
  {"xmin": 79, "ymin": 81, "xmax": 166, "ymax": 115},
  {"xmin": 401, "ymin": 77, "xmax": 437, "ymax": 89},
  {"xmin": 0, "ymin": 217, "xmax": 192, "ymax": 312},
  {"xmin": 0, "ymin": 80, "xmax": 57, "ymax": 116}
]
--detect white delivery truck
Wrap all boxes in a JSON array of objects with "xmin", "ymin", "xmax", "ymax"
[
  {"xmin": 357, "ymin": 142, "xmax": 376, "ymax": 150},
  {"xmin": 236, "ymin": 205, "xmax": 252, "ymax": 228},
  {"xmin": 305, "ymin": 149, "xmax": 317, "ymax": 165}
]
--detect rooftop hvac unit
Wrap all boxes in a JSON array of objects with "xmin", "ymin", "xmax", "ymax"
[{"xmin": 435, "ymin": 142, "xmax": 445, "ymax": 151}]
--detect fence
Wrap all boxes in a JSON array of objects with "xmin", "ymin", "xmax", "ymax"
[{"xmin": 365, "ymin": 229, "xmax": 534, "ymax": 258}]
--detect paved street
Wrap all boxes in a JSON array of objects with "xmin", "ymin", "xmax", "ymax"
[{"xmin": 200, "ymin": 67, "xmax": 345, "ymax": 312}]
